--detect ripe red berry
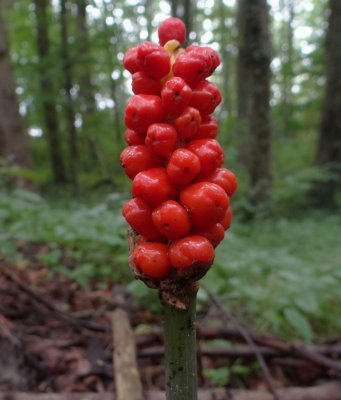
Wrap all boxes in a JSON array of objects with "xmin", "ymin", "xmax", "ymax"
[
  {"xmin": 123, "ymin": 46, "xmax": 142, "ymax": 74},
  {"xmin": 158, "ymin": 17, "xmax": 186, "ymax": 46},
  {"xmin": 204, "ymin": 168, "xmax": 238, "ymax": 197},
  {"xmin": 132, "ymin": 167, "xmax": 177, "ymax": 208},
  {"xmin": 133, "ymin": 242, "xmax": 171, "ymax": 279},
  {"xmin": 152, "ymin": 200, "xmax": 191, "ymax": 240},
  {"xmin": 191, "ymin": 116, "xmax": 218, "ymax": 140},
  {"xmin": 124, "ymin": 129, "xmax": 146, "ymax": 146},
  {"xmin": 132, "ymin": 71, "xmax": 161, "ymax": 95},
  {"xmin": 174, "ymin": 106, "xmax": 202, "ymax": 139},
  {"xmin": 137, "ymin": 41, "xmax": 171, "ymax": 79},
  {"xmin": 161, "ymin": 77, "xmax": 192, "ymax": 115},
  {"xmin": 194, "ymin": 223, "xmax": 225, "ymax": 248},
  {"xmin": 122, "ymin": 198, "xmax": 163, "ymax": 241},
  {"xmin": 186, "ymin": 46, "xmax": 221, "ymax": 74},
  {"xmin": 125, "ymin": 95, "xmax": 165, "ymax": 133},
  {"xmin": 220, "ymin": 208, "xmax": 233, "ymax": 230},
  {"xmin": 169, "ymin": 235, "xmax": 214, "ymax": 270},
  {"xmin": 120, "ymin": 145, "xmax": 162, "ymax": 179},
  {"xmin": 172, "ymin": 52, "xmax": 210, "ymax": 87},
  {"xmin": 146, "ymin": 123, "xmax": 178, "ymax": 157},
  {"xmin": 166, "ymin": 148, "xmax": 201, "ymax": 186},
  {"xmin": 190, "ymin": 80, "xmax": 222, "ymax": 116},
  {"xmin": 180, "ymin": 182, "xmax": 229, "ymax": 228},
  {"xmin": 186, "ymin": 139, "xmax": 224, "ymax": 177}
]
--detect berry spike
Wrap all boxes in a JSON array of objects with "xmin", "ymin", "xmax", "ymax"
[{"xmin": 120, "ymin": 17, "xmax": 237, "ymax": 288}]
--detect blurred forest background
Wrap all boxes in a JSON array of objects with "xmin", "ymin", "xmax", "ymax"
[{"xmin": 0, "ymin": 0, "xmax": 340, "ymax": 342}]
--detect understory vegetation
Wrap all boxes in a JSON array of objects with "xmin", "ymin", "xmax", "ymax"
[{"xmin": 1, "ymin": 187, "xmax": 340, "ymax": 342}]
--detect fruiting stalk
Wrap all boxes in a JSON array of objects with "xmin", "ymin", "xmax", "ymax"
[{"xmin": 163, "ymin": 290, "xmax": 198, "ymax": 400}]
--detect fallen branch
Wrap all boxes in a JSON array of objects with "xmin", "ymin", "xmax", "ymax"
[
  {"xmin": 202, "ymin": 284, "xmax": 280, "ymax": 400},
  {"xmin": 139, "ymin": 344, "xmax": 277, "ymax": 359},
  {"xmin": 109, "ymin": 288, "xmax": 143, "ymax": 400},
  {"xmin": 2, "ymin": 382, "xmax": 341, "ymax": 400},
  {"xmin": 201, "ymin": 286, "xmax": 341, "ymax": 377},
  {"xmin": 0, "ymin": 262, "xmax": 108, "ymax": 333}
]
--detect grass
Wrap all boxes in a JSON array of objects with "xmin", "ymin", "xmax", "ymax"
[{"xmin": 0, "ymin": 188, "xmax": 340, "ymax": 341}]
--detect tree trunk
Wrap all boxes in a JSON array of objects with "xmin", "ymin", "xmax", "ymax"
[
  {"xmin": 236, "ymin": 0, "xmax": 272, "ymax": 209},
  {"xmin": 33, "ymin": 0, "xmax": 67, "ymax": 184},
  {"xmin": 75, "ymin": 0, "xmax": 109, "ymax": 181},
  {"xmin": 145, "ymin": 0, "xmax": 153, "ymax": 41},
  {"xmin": 280, "ymin": 0, "xmax": 294, "ymax": 135},
  {"xmin": 60, "ymin": 0, "xmax": 78, "ymax": 193},
  {"xmin": 170, "ymin": 0, "xmax": 192, "ymax": 39},
  {"xmin": 312, "ymin": 0, "xmax": 341, "ymax": 207},
  {"xmin": 0, "ymin": 7, "xmax": 34, "ymax": 189},
  {"xmin": 170, "ymin": 0, "xmax": 178, "ymax": 18}
]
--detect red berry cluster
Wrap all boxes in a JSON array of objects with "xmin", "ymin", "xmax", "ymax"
[{"xmin": 121, "ymin": 17, "xmax": 237, "ymax": 282}]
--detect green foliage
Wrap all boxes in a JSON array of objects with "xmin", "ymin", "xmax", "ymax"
[
  {"xmin": 0, "ymin": 188, "xmax": 129, "ymax": 286},
  {"xmin": 203, "ymin": 363, "xmax": 252, "ymax": 387},
  {"xmin": 204, "ymin": 212, "xmax": 341, "ymax": 340},
  {"xmin": 204, "ymin": 367, "xmax": 230, "ymax": 387}
]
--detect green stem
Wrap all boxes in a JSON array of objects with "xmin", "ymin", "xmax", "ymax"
[{"xmin": 163, "ymin": 290, "xmax": 198, "ymax": 400}]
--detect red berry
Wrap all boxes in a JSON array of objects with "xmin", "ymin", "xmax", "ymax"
[
  {"xmin": 194, "ymin": 223, "xmax": 225, "ymax": 248},
  {"xmin": 186, "ymin": 139, "xmax": 224, "ymax": 177},
  {"xmin": 123, "ymin": 46, "xmax": 142, "ymax": 74},
  {"xmin": 166, "ymin": 148, "xmax": 201, "ymax": 186},
  {"xmin": 122, "ymin": 198, "xmax": 163, "ymax": 241},
  {"xmin": 133, "ymin": 242, "xmax": 171, "ymax": 279},
  {"xmin": 204, "ymin": 168, "xmax": 238, "ymax": 197},
  {"xmin": 161, "ymin": 77, "xmax": 192, "ymax": 115},
  {"xmin": 120, "ymin": 145, "xmax": 162, "ymax": 179},
  {"xmin": 220, "ymin": 208, "xmax": 233, "ymax": 230},
  {"xmin": 158, "ymin": 17, "xmax": 186, "ymax": 46},
  {"xmin": 146, "ymin": 123, "xmax": 178, "ymax": 157},
  {"xmin": 137, "ymin": 41, "xmax": 171, "ymax": 79},
  {"xmin": 175, "ymin": 106, "xmax": 202, "ymax": 139},
  {"xmin": 186, "ymin": 46, "xmax": 220, "ymax": 74},
  {"xmin": 173, "ymin": 52, "xmax": 210, "ymax": 87},
  {"xmin": 124, "ymin": 129, "xmax": 146, "ymax": 146},
  {"xmin": 152, "ymin": 200, "xmax": 191, "ymax": 240},
  {"xmin": 132, "ymin": 71, "xmax": 161, "ymax": 95},
  {"xmin": 190, "ymin": 80, "xmax": 222, "ymax": 116},
  {"xmin": 180, "ymin": 182, "xmax": 229, "ymax": 228},
  {"xmin": 132, "ymin": 167, "xmax": 177, "ymax": 208},
  {"xmin": 125, "ymin": 95, "xmax": 165, "ymax": 133},
  {"xmin": 169, "ymin": 235, "xmax": 214, "ymax": 270},
  {"xmin": 191, "ymin": 116, "xmax": 218, "ymax": 140}
]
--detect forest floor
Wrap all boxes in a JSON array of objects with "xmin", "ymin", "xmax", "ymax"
[{"xmin": 1, "ymin": 242, "xmax": 340, "ymax": 396}]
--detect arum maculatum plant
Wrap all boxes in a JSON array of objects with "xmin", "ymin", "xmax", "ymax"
[{"xmin": 121, "ymin": 17, "xmax": 237, "ymax": 400}]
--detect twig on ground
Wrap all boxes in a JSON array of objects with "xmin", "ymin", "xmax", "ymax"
[
  {"xmin": 201, "ymin": 284, "xmax": 280, "ymax": 400},
  {"xmin": 0, "ymin": 261, "xmax": 108, "ymax": 333},
  {"xmin": 1, "ymin": 382, "xmax": 341, "ymax": 400}
]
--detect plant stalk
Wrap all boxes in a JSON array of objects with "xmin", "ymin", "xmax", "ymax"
[{"xmin": 163, "ymin": 290, "xmax": 198, "ymax": 400}]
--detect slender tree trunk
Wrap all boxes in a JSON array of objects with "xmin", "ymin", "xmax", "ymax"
[
  {"xmin": 75, "ymin": 0, "xmax": 109, "ymax": 181},
  {"xmin": 169, "ymin": 0, "xmax": 192, "ymax": 40},
  {"xmin": 236, "ymin": 0, "xmax": 272, "ymax": 209},
  {"xmin": 145, "ymin": 0, "xmax": 153, "ymax": 41},
  {"xmin": 33, "ymin": 0, "xmax": 67, "ymax": 184},
  {"xmin": 60, "ymin": 0, "xmax": 78, "ymax": 193},
  {"xmin": 170, "ymin": 0, "xmax": 178, "ymax": 17},
  {"xmin": 0, "ymin": 7, "xmax": 34, "ymax": 189},
  {"xmin": 280, "ymin": 0, "xmax": 294, "ymax": 134},
  {"xmin": 311, "ymin": 0, "xmax": 341, "ymax": 207},
  {"xmin": 103, "ymin": 2, "xmax": 123, "ymax": 147},
  {"xmin": 218, "ymin": 0, "xmax": 230, "ymax": 112}
]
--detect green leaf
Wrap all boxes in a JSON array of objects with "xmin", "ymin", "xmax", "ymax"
[
  {"xmin": 284, "ymin": 308, "xmax": 314, "ymax": 342},
  {"xmin": 204, "ymin": 367, "xmax": 230, "ymax": 387}
]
